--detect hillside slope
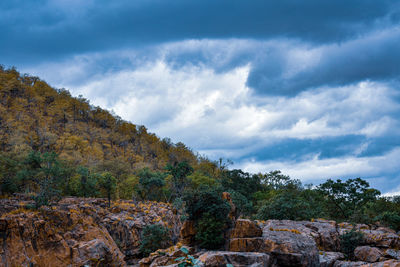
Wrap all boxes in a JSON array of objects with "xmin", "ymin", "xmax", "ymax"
[{"xmin": 0, "ymin": 66, "xmax": 202, "ymax": 170}]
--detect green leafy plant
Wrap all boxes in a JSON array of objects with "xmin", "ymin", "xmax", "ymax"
[
  {"xmin": 340, "ymin": 229, "xmax": 364, "ymax": 260},
  {"xmin": 139, "ymin": 224, "xmax": 170, "ymax": 257},
  {"xmin": 183, "ymin": 187, "xmax": 231, "ymax": 249},
  {"xmin": 174, "ymin": 247, "xmax": 200, "ymax": 267}
]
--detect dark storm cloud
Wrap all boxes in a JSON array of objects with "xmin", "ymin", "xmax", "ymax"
[
  {"xmin": 1, "ymin": 0, "xmax": 399, "ymax": 64},
  {"xmin": 248, "ymin": 29, "xmax": 400, "ymax": 95}
]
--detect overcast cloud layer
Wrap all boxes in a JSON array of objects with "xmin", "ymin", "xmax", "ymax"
[{"xmin": 2, "ymin": 1, "xmax": 400, "ymax": 194}]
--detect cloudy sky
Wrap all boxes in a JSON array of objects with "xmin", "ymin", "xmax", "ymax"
[{"xmin": 2, "ymin": 0, "xmax": 400, "ymax": 194}]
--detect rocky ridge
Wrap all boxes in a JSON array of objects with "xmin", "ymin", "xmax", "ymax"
[{"xmin": 1, "ymin": 196, "xmax": 400, "ymax": 266}]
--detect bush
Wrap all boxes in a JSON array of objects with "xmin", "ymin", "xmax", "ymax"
[
  {"xmin": 340, "ymin": 229, "xmax": 364, "ymax": 260},
  {"xmin": 256, "ymin": 191, "xmax": 320, "ymax": 221},
  {"xmin": 139, "ymin": 224, "xmax": 170, "ymax": 256},
  {"xmin": 183, "ymin": 187, "xmax": 231, "ymax": 249},
  {"xmin": 375, "ymin": 211, "xmax": 400, "ymax": 231}
]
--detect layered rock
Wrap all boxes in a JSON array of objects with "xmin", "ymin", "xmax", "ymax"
[
  {"xmin": 0, "ymin": 197, "xmax": 181, "ymax": 266},
  {"xmin": 0, "ymin": 207, "xmax": 125, "ymax": 266}
]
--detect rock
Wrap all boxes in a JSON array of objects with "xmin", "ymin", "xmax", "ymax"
[
  {"xmin": 222, "ymin": 192, "xmax": 236, "ymax": 220},
  {"xmin": 262, "ymin": 220, "xmax": 320, "ymax": 267},
  {"xmin": 229, "ymin": 237, "xmax": 264, "ymax": 252},
  {"xmin": 303, "ymin": 220, "xmax": 341, "ymax": 251},
  {"xmin": 334, "ymin": 260, "xmax": 400, "ymax": 267},
  {"xmin": 197, "ymin": 251, "xmax": 272, "ymax": 267},
  {"xmin": 354, "ymin": 246, "xmax": 383, "ymax": 262},
  {"xmin": 180, "ymin": 220, "xmax": 196, "ymax": 246},
  {"xmin": 385, "ymin": 249, "xmax": 400, "ymax": 260},
  {"xmin": 0, "ymin": 208, "xmax": 126, "ymax": 267},
  {"xmin": 139, "ymin": 245, "xmax": 195, "ymax": 267},
  {"xmin": 230, "ymin": 219, "xmax": 263, "ymax": 238},
  {"xmin": 319, "ymin": 251, "xmax": 345, "ymax": 267},
  {"xmin": 359, "ymin": 228, "xmax": 400, "ymax": 249}
]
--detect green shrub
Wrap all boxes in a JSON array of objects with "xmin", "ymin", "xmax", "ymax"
[
  {"xmin": 256, "ymin": 191, "xmax": 319, "ymax": 221},
  {"xmin": 139, "ymin": 224, "xmax": 170, "ymax": 256},
  {"xmin": 375, "ymin": 211, "xmax": 400, "ymax": 231},
  {"xmin": 340, "ymin": 229, "xmax": 364, "ymax": 260},
  {"xmin": 183, "ymin": 187, "xmax": 230, "ymax": 249}
]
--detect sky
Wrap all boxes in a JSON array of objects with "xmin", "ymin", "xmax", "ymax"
[{"xmin": 1, "ymin": 0, "xmax": 400, "ymax": 194}]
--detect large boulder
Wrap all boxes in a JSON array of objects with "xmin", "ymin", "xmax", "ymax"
[
  {"xmin": 354, "ymin": 246, "xmax": 383, "ymax": 263},
  {"xmin": 319, "ymin": 251, "xmax": 345, "ymax": 267},
  {"xmin": 230, "ymin": 219, "xmax": 263, "ymax": 238},
  {"xmin": 0, "ymin": 208, "xmax": 126, "ymax": 267},
  {"xmin": 197, "ymin": 251, "xmax": 272, "ymax": 267},
  {"xmin": 262, "ymin": 221, "xmax": 320, "ymax": 267},
  {"xmin": 334, "ymin": 260, "xmax": 400, "ymax": 267}
]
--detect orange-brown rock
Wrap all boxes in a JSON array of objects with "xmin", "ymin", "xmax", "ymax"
[
  {"xmin": 229, "ymin": 237, "xmax": 264, "ymax": 252},
  {"xmin": 230, "ymin": 219, "xmax": 262, "ymax": 238},
  {"xmin": 180, "ymin": 220, "xmax": 196, "ymax": 246},
  {"xmin": 222, "ymin": 192, "xmax": 236, "ymax": 220},
  {"xmin": 197, "ymin": 251, "xmax": 272, "ymax": 267},
  {"xmin": 333, "ymin": 259, "xmax": 400, "ymax": 267},
  {"xmin": 354, "ymin": 246, "xmax": 383, "ymax": 263},
  {"xmin": 0, "ymin": 208, "xmax": 125, "ymax": 267}
]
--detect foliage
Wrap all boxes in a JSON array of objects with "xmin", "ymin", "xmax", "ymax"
[
  {"xmin": 318, "ymin": 178, "xmax": 381, "ymax": 220},
  {"xmin": 340, "ymin": 229, "xmax": 364, "ymax": 260},
  {"xmin": 374, "ymin": 211, "xmax": 400, "ymax": 231},
  {"xmin": 139, "ymin": 224, "xmax": 170, "ymax": 257},
  {"xmin": 166, "ymin": 161, "xmax": 193, "ymax": 198},
  {"xmin": 174, "ymin": 247, "xmax": 200, "ymax": 267},
  {"xmin": 228, "ymin": 190, "xmax": 254, "ymax": 218},
  {"xmin": 184, "ymin": 187, "xmax": 231, "ymax": 249},
  {"xmin": 135, "ymin": 168, "xmax": 166, "ymax": 201},
  {"xmin": 256, "ymin": 190, "xmax": 321, "ymax": 221},
  {"xmin": 98, "ymin": 172, "xmax": 117, "ymax": 207},
  {"xmin": 17, "ymin": 151, "xmax": 65, "ymax": 207}
]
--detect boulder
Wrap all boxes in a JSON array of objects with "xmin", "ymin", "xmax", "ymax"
[
  {"xmin": 180, "ymin": 220, "xmax": 196, "ymax": 246},
  {"xmin": 197, "ymin": 251, "xmax": 272, "ymax": 267},
  {"xmin": 354, "ymin": 246, "xmax": 383, "ymax": 263},
  {"xmin": 334, "ymin": 260, "xmax": 400, "ymax": 267},
  {"xmin": 319, "ymin": 251, "xmax": 345, "ymax": 267},
  {"xmin": 230, "ymin": 219, "xmax": 263, "ymax": 238},
  {"xmin": 262, "ymin": 220, "xmax": 320, "ymax": 267}
]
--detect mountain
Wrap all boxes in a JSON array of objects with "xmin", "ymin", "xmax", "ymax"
[{"xmin": 0, "ymin": 66, "xmax": 207, "ymax": 170}]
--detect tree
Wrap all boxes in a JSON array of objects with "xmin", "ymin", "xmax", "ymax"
[
  {"xmin": 165, "ymin": 161, "xmax": 193, "ymax": 198},
  {"xmin": 318, "ymin": 178, "xmax": 380, "ymax": 221},
  {"xmin": 76, "ymin": 166, "xmax": 98, "ymax": 197},
  {"xmin": 183, "ymin": 187, "xmax": 231, "ymax": 249},
  {"xmin": 135, "ymin": 168, "xmax": 166, "ymax": 201},
  {"xmin": 99, "ymin": 172, "xmax": 117, "ymax": 207},
  {"xmin": 17, "ymin": 151, "xmax": 65, "ymax": 207}
]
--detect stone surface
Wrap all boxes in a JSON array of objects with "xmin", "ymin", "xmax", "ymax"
[
  {"xmin": 230, "ymin": 219, "xmax": 263, "ymax": 238},
  {"xmin": 334, "ymin": 260, "xmax": 400, "ymax": 267},
  {"xmin": 180, "ymin": 220, "xmax": 196, "ymax": 246},
  {"xmin": 0, "ymin": 207, "xmax": 126, "ymax": 267},
  {"xmin": 262, "ymin": 220, "xmax": 320, "ymax": 267},
  {"xmin": 319, "ymin": 251, "xmax": 345, "ymax": 267},
  {"xmin": 197, "ymin": 251, "xmax": 272, "ymax": 267},
  {"xmin": 0, "ymin": 197, "xmax": 181, "ymax": 266},
  {"xmin": 354, "ymin": 246, "xmax": 383, "ymax": 263}
]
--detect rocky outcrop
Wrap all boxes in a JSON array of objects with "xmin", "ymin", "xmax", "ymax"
[
  {"xmin": 0, "ymin": 197, "xmax": 181, "ymax": 266},
  {"xmin": 0, "ymin": 207, "xmax": 125, "ymax": 266},
  {"xmin": 1, "ymin": 197, "xmax": 400, "ymax": 267},
  {"xmin": 354, "ymin": 246, "xmax": 383, "ymax": 262},
  {"xmin": 319, "ymin": 251, "xmax": 345, "ymax": 267},
  {"xmin": 198, "ymin": 251, "xmax": 272, "ymax": 267}
]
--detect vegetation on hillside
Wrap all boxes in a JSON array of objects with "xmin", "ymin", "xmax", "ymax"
[{"xmin": 1, "ymin": 66, "xmax": 400, "ymax": 250}]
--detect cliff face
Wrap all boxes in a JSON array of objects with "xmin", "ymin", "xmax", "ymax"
[
  {"xmin": 1, "ymin": 197, "xmax": 400, "ymax": 267},
  {"xmin": 0, "ymin": 197, "xmax": 181, "ymax": 266}
]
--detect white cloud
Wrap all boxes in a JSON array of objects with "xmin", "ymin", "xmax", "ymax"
[
  {"xmin": 239, "ymin": 147, "xmax": 400, "ymax": 183},
  {"xmin": 19, "ymin": 39, "xmax": 400, "ymax": 193}
]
